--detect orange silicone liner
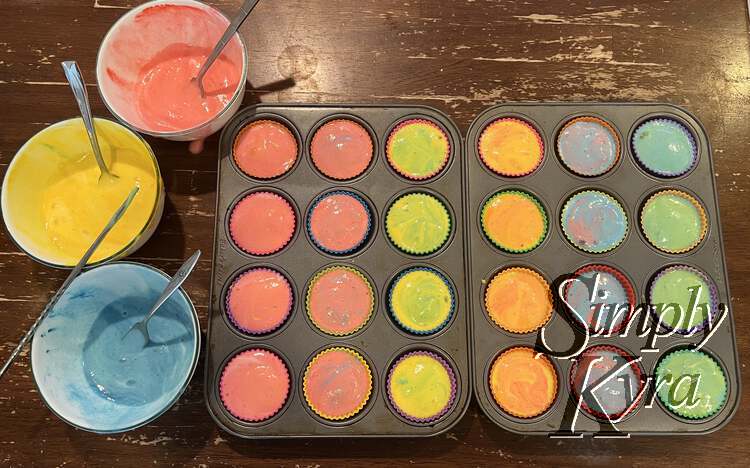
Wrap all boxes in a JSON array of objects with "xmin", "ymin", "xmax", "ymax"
[{"xmin": 478, "ymin": 117, "xmax": 544, "ymax": 177}]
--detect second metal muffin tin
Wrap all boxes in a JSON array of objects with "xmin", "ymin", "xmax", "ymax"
[
  {"xmin": 205, "ymin": 104, "xmax": 471, "ymax": 438},
  {"xmin": 464, "ymin": 103, "xmax": 739, "ymax": 436}
]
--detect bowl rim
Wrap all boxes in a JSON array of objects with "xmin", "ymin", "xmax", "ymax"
[
  {"xmin": 0, "ymin": 117, "xmax": 164, "ymax": 270},
  {"xmin": 29, "ymin": 260, "xmax": 202, "ymax": 434},
  {"xmin": 95, "ymin": 0, "xmax": 250, "ymax": 138}
]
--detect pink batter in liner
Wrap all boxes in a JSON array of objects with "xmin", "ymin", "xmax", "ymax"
[
  {"xmin": 233, "ymin": 120, "xmax": 298, "ymax": 179},
  {"xmin": 308, "ymin": 193, "xmax": 370, "ymax": 253},
  {"xmin": 226, "ymin": 268, "xmax": 293, "ymax": 335},
  {"xmin": 98, "ymin": 3, "xmax": 244, "ymax": 133},
  {"xmin": 310, "ymin": 119, "xmax": 373, "ymax": 180},
  {"xmin": 303, "ymin": 348, "xmax": 372, "ymax": 420},
  {"xmin": 307, "ymin": 267, "xmax": 373, "ymax": 335},
  {"xmin": 229, "ymin": 192, "xmax": 296, "ymax": 256},
  {"xmin": 220, "ymin": 349, "xmax": 290, "ymax": 422}
]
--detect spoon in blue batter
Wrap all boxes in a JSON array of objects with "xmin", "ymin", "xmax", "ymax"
[{"xmin": 124, "ymin": 250, "xmax": 201, "ymax": 346}]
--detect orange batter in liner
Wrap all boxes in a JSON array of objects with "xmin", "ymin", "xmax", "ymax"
[
  {"xmin": 481, "ymin": 191, "xmax": 547, "ymax": 252},
  {"xmin": 489, "ymin": 347, "xmax": 557, "ymax": 418},
  {"xmin": 484, "ymin": 268, "xmax": 552, "ymax": 333}
]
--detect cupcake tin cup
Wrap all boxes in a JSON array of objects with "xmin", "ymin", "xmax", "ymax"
[
  {"xmin": 465, "ymin": 103, "xmax": 739, "ymax": 436},
  {"xmin": 206, "ymin": 104, "xmax": 470, "ymax": 438}
]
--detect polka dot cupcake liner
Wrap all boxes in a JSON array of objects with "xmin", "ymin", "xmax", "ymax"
[
  {"xmin": 386, "ymin": 119, "xmax": 451, "ymax": 181},
  {"xmin": 480, "ymin": 190, "xmax": 548, "ymax": 253},
  {"xmin": 387, "ymin": 266, "xmax": 456, "ymax": 336},
  {"xmin": 648, "ymin": 264, "xmax": 719, "ymax": 335},
  {"xmin": 568, "ymin": 345, "xmax": 644, "ymax": 421},
  {"xmin": 303, "ymin": 347, "xmax": 373, "ymax": 421},
  {"xmin": 556, "ymin": 116, "xmax": 621, "ymax": 177},
  {"xmin": 632, "ymin": 118, "xmax": 698, "ymax": 178},
  {"xmin": 386, "ymin": 350, "xmax": 457, "ymax": 424},
  {"xmin": 484, "ymin": 267, "xmax": 552, "ymax": 334},
  {"xmin": 478, "ymin": 117, "xmax": 544, "ymax": 177},
  {"xmin": 640, "ymin": 189, "xmax": 708, "ymax": 254},
  {"xmin": 306, "ymin": 190, "xmax": 372, "ymax": 256},
  {"xmin": 385, "ymin": 192, "xmax": 452, "ymax": 256},
  {"xmin": 560, "ymin": 190, "xmax": 629, "ymax": 254},
  {"xmin": 305, "ymin": 266, "xmax": 375, "ymax": 337},
  {"xmin": 225, "ymin": 267, "xmax": 294, "ymax": 335},
  {"xmin": 562, "ymin": 264, "xmax": 635, "ymax": 335}
]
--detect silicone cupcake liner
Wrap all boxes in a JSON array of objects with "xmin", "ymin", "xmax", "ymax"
[
  {"xmin": 219, "ymin": 349, "xmax": 290, "ymax": 423},
  {"xmin": 484, "ymin": 267, "xmax": 552, "ymax": 334},
  {"xmin": 387, "ymin": 267, "xmax": 456, "ymax": 335},
  {"xmin": 562, "ymin": 264, "xmax": 636, "ymax": 335},
  {"xmin": 632, "ymin": 118, "xmax": 698, "ymax": 178},
  {"xmin": 305, "ymin": 266, "xmax": 375, "ymax": 337},
  {"xmin": 310, "ymin": 119, "xmax": 374, "ymax": 181},
  {"xmin": 568, "ymin": 345, "xmax": 645, "ymax": 421},
  {"xmin": 478, "ymin": 117, "xmax": 545, "ymax": 177},
  {"xmin": 556, "ymin": 116, "xmax": 621, "ymax": 177},
  {"xmin": 228, "ymin": 191, "xmax": 297, "ymax": 256},
  {"xmin": 303, "ymin": 347, "xmax": 373, "ymax": 421},
  {"xmin": 224, "ymin": 267, "xmax": 293, "ymax": 335},
  {"xmin": 640, "ymin": 189, "xmax": 708, "ymax": 254},
  {"xmin": 648, "ymin": 264, "xmax": 719, "ymax": 335},
  {"xmin": 306, "ymin": 190, "xmax": 372, "ymax": 256},
  {"xmin": 488, "ymin": 347, "xmax": 558, "ymax": 419},
  {"xmin": 386, "ymin": 350, "xmax": 457, "ymax": 424},
  {"xmin": 232, "ymin": 120, "xmax": 299, "ymax": 180},
  {"xmin": 385, "ymin": 192, "xmax": 452, "ymax": 256},
  {"xmin": 655, "ymin": 349, "xmax": 727, "ymax": 420},
  {"xmin": 480, "ymin": 190, "xmax": 548, "ymax": 253},
  {"xmin": 560, "ymin": 190, "xmax": 628, "ymax": 254},
  {"xmin": 386, "ymin": 119, "xmax": 451, "ymax": 181}
]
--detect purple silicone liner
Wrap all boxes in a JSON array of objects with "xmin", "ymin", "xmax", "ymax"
[
  {"xmin": 386, "ymin": 350, "xmax": 457, "ymax": 424},
  {"xmin": 225, "ymin": 267, "xmax": 294, "ymax": 336},
  {"xmin": 631, "ymin": 118, "xmax": 698, "ymax": 178},
  {"xmin": 648, "ymin": 264, "xmax": 719, "ymax": 336},
  {"xmin": 306, "ymin": 190, "xmax": 373, "ymax": 256},
  {"xmin": 387, "ymin": 267, "xmax": 456, "ymax": 336}
]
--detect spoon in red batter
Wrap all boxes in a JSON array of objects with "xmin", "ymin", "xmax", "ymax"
[{"xmin": 192, "ymin": 0, "xmax": 261, "ymax": 97}]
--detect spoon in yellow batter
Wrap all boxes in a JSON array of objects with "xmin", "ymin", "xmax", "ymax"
[{"xmin": 61, "ymin": 61, "xmax": 118, "ymax": 184}]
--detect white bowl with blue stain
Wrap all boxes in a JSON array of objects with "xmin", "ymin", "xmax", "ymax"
[{"xmin": 31, "ymin": 262, "xmax": 200, "ymax": 433}]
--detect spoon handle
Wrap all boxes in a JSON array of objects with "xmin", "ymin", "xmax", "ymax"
[
  {"xmin": 195, "ymin": 0, "xmax": 260, "ymax": 83},
  {"xmin": 0, "ymin": 186, "xmax": 139, "ymax": 380},
  {"xmin": 61, "ymin": 61, "xmax": 111, "ymax": 178},
  {"xmin": 142, "ymin": 250, "xmax": 202, "ymax": 325}
]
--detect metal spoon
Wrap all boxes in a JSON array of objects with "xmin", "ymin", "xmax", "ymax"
[
  {"xmin": 192, "ymin": 0, "xmax": 260, "ymax": 97},
  {"xmin": 0, "ymin": 186, "xmax": 139, "ymax": 380},
  {"xmin": 124, "ymin": 250, "xmax": 201, "ymax": 346},
  {"xmin": 61, "ymin": 61, "xmax": 118, "ymax": 183}
]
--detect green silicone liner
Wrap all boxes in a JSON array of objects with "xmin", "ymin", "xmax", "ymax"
[
  {"xmin": 385, "ymin": 193, "xmax": 452, "ymax": 256},
  {"xmin": 655, "ymin": 349, "xmax": 727, "ymax": 420},
  {"xmin": 480, "ymin": 190, "xmax": 548, "ymax": 253}
]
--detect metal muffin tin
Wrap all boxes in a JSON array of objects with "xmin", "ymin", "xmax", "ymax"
[
  {"xmin": 465, "ymin": 103, "xmax": 739, "ymax": 436},
  {"xmin": 205, "ymin": 104, "xmax": 471, "ymax": 438}
]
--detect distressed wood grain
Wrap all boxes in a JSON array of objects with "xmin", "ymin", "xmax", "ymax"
[{"xmin": 0, "ymin": 0, "xmax": 749, "ymax": 466}]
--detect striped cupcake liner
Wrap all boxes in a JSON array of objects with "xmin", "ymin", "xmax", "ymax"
[
  {"xmin": 648, "ymin": 264, "xmax": 719, "ymax": 335},
  {"xmin": 302, "ymin": 347, "xmax": 373, "ymax": 421},
  {"xmin": 386, "ymin": 350, "xmax": 457, "ymax": 424},
  {"xmin": 480, "ymin": 189, "xmax": 548, "ymax": 254},
  {"xmin": 306, "ymin": 190, "xmax": 373, "ymax": 256},
  {"xmin": 386, "ymin": 118, "xmax": 451, "ymax": 181},
  {"xmin": 632, "ymin": 117, "xmax": 698, "ymax": 178},
  {"xmin": 387, "ymin": 266, "xmax": 456, "ymax": 336}
]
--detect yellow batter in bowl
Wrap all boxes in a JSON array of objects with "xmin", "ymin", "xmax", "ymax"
[{"xmin": 2, "ymin": 118, "xmax": 162, "ymax": 267}]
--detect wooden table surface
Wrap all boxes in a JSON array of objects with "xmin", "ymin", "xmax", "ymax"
[{"xmin": 1, "ymin": 1, "xmax": 748, "ymax": 466}]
